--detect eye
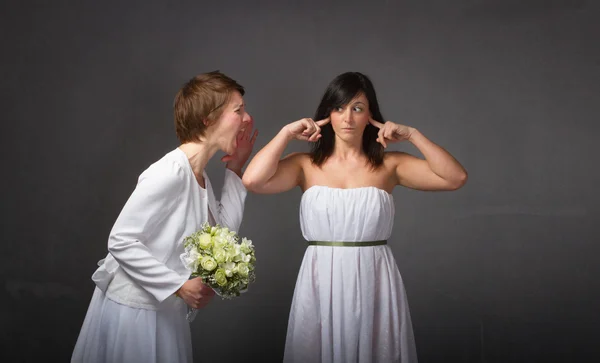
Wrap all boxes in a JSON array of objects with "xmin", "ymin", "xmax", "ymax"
[{"xmin": 353, "ymin": 106, "xmax": 363, "ymax": 112}]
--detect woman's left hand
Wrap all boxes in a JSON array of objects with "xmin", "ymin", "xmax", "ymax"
[
  {"xmin": 369, "ymin": 119, "xmax": 415, "ymax": 148},
  {"xmin": 223, "ymin": 120, "xmax": 259, "ymax": 170}
]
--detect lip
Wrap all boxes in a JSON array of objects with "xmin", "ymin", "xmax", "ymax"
[{"xmin": 341, "ymin": 128, "xmax": 355, "ymax": 131}]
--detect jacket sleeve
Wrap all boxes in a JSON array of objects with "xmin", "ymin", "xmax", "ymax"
[
  {"xmin": 107, "ymin": 161, "xmax": 188, "ymax": 303},
  {"xmin": 215, "ymin": 168, "xmax": 247, "ymax": 232}
]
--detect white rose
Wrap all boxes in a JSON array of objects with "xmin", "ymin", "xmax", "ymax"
[
  {"xmin": 236, "ymin": 262, "xmax": 249, "ymax": 277},
  {"xmin": 214, "ymin": 268, "xmax": 228, "ymax": 286},
  {"xmin": 198, "ymin": 233, "xmax": 213, "ymax": 250},
  {"xmin": 200, "ymin": 256, "xmax": 217, "ymax": 271},
  {"xmin": 213, "ymin": 249, "xmax": 227, "ymax": 264}
]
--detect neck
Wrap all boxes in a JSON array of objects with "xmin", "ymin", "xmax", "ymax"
[
  {"xmin": 178, "ymin": 139, "xmax": 220, "ymax": 182},
  {"xmin": 332, "ymin": 135, "xmax": 364, "ymax": 160}
]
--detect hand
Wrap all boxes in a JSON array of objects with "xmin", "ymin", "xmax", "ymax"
[
  {"xmin": 176, "ymin": 277, "xmax": 216, "ymax": 309},
  {"xmin": 284, "ymin": 117, "xmax": 330, "ymax": 142},
  {"xmin": 369, "ymin": 118, "xmax": 415, "ymax": 148},
  {"xmin": 222, "ymin": 119, "xmax": 259, "ymax": 168}
]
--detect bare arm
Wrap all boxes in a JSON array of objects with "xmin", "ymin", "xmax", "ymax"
[
  {"xmin": 372, "ymin": 119, "xmax": 468, "ymax": 191},
  {"xmin": 403, "ymin": 129, "xmax": 467, "ymax": 190},
  {"xmin": 242, "ymin": 118, "xmax": 329, "ymax": 194},
  {"xmin": 242, "ymin": 128, "xmax": 303, "ymax": 194}
]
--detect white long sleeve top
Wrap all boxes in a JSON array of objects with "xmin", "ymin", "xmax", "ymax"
[{"xmin": 91, "ymin": 148, "xmax": 247, "ymax": 310}]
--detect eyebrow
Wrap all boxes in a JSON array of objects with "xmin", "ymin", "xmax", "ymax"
[
  {"xmin": 234, "ymin": 103, "xmax": 245, "ymax": 109},
  {"xmin": 352, "ymin": 101, "xmax": 366, "ymax": 106}
]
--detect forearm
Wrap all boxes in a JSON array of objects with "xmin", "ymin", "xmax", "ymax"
[
  {"xmin": 409, "ymin": 128, "xmax": 467, "ymax": 183},
  {"xmin": 225, "ymin": 163, "xmax": 243, "ymax": 178},
  {"xmin": 108, "ymin": 235, "xmax": 188, "ymax": 302},
  {"xmin": 242, "ymin": 128, "xmax": 292, "ymax": 186}
]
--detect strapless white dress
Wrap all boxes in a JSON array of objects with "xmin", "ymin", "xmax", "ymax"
[{"xmin": 284, "ymin": 186, "xmax": 418, "ymax": 363}]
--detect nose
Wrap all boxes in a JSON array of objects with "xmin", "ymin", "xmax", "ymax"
[
  {"xmin": 243, "ymin": 112, "xmax": 253, "ymax": 124},
  {"xmin": 342, "ymin": 107, "xmax": 353, "ymax": 123}
]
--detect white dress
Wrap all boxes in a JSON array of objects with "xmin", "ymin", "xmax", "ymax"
[
  {"xmin": 71, "ymin": 148, "xmax": 247, "ymax": 363},
  {"xmin": 284, "ymin": 186, "xmax": 418, "ymax": 363}
]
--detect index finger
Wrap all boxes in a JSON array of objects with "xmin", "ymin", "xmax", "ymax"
[
  {"xmin": 316, "ymin": 117, "xmax": 330, "ymax": 126},
  {"xmin": 369, "ymin": 118, "xmax": 384, "ymax": 128}
]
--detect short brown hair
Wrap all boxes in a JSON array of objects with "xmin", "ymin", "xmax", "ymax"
[{"xmin": 174, "ymin": 71, "xmax": 245, "ymax": 143}]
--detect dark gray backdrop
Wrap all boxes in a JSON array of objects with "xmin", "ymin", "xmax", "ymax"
[{"xmin": 2, "ymin": 0, "xmax": 598, "ymax": 362}]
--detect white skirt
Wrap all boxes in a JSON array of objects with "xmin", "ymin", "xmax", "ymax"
[
  {"xmin": 71, "ymin": 287, "xmax": 192, "ymax": 363},
  {"xmin": 284, "ymin": 246, "xmax": 418, "ymax": 363}
]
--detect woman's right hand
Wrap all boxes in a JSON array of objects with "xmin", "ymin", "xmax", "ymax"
[
  {"xmin": 176, "ymin": 277, "xmax": 215, "ymax": 309},
  {"xmin": 284, "ymin": 117, "xmax": 330, "ymax": 142}
]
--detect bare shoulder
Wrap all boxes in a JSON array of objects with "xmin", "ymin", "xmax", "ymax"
[{"xmin": 281, "ymin": 152, "xmax": 311, "ymax": 184}]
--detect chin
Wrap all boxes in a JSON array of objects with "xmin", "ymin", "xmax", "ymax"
[
  {"xmin": 219, "ymin": 137, "xmax": 236, "ymax": 155},
  {"xmin": 337, "ymin": 135, "xmax": 360, "ymax": 143},
  {"xmin": 226, "ymin": 142, "xmax": 237, "ymax": 156}
]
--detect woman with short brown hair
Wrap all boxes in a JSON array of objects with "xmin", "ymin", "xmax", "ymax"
[{"xmin": 72, "ymin": 71, "xmax": 257, "ymax": 363}]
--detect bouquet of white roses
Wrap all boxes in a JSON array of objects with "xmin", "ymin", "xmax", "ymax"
[{"xmin": 180, "ymin": 222, "xmax": 256, "ymax": 301}]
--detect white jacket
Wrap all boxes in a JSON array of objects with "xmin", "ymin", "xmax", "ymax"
[{"xmin": 91, "ymin": 148, "xmax": 247, "ymax": 310}]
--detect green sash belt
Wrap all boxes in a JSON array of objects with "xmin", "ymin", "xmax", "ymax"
[{"xmin": 307, "ymin": 240, "xmax": 387, "ymax": 247}]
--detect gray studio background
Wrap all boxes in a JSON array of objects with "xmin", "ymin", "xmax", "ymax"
[{"xmin": 1, "ymin": 0, "xmax": 598, "ymax": 362}]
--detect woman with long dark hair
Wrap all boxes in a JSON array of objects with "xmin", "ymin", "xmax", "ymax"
[{"xmin": 243, "ymin": 71, "xmax": 467, "ymax": 362}]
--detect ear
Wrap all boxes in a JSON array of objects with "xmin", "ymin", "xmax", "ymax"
[{"xmin": 203, "ymin": 118, "xmax": 217, "ymax": 128}]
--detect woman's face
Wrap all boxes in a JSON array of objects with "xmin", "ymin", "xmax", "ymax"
[
  {"xmin": 211, "ymin": 91, "xmax": 252, "ymax": 155},
  {"xmin": 329, "ymin": 92, "xmax": 370, "ymax": 141}
]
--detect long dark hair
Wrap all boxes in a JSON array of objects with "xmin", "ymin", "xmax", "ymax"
[{"xmin": 310, "ymin": 72, "xmax": 385, "ymax": 168}]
